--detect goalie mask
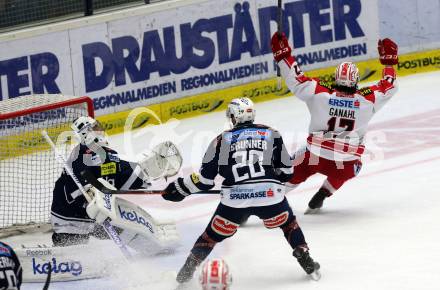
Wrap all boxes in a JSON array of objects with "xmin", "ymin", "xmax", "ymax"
[
  {"xmin": 335, "ymin": 62, "xmax": 360, "ymax": 88},
  {"xmin": 226, "ymin": 97, "xmax": 256, "ymax": 127},
  {"xmin": 71, "ymin": 116, "xmax": 108, "ymax": 147},
  {"xmin": 199, "ymin": 259, "xmax": 232, "ymax": 290}
]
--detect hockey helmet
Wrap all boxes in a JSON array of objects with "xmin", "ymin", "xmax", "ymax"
[
  {"xmin": 199, "ymin": 259, "xmax": 232, "ymax": 290},
  {"xmin": 226, "ymin": 97, "xmax": 256, "ymax": 126},
  {"xmin": 71, "ymin": 116, "xmax": 108, "ymax": 146},
  {"xmin": 335, "ymin": 62, "xmax": 360, "ymax": 88}
]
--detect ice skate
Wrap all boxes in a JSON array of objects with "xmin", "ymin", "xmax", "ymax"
[
  {"xmin": 176, "ymin": 254, "xmax": 200, "ymax": 284},
  {"xmin": 293, "ymin": 247, "xmax": 321, "ymax": 281},
  {"xmin": 305, "ymin": 189, "xmax": 329, "ymax": 215}
]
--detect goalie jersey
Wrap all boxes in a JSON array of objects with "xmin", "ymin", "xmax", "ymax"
[
  {"xmin": 180, "ymin": 123, "xmax": 293, "ymax": 208},
  {"xmin": 0, "ymin": 241, "xmax": 22, "ymax": 290},
  {"xmin": 51, "ymin": 144, "xmax": 148, "ymax": 233}
]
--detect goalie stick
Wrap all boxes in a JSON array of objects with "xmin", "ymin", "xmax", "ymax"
[
  {"xmin": 276, "ymin": 0, "xmax": 283, "ymax": 90},
  {"xmin": 42, "ymin": 264, "xmax": 51, "ymax": 290},
  {"xmin": 80, "ymin": 170, "xmax": 220, "ymax": 195},
  {"xmin": 41, "ymin": 130, "xmax": 132, "ymax": 260}
]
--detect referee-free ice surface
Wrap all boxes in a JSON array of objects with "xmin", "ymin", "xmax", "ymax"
[{"xmin": 12, "ymin": 71, "xmax": 440, "ymax": 290}]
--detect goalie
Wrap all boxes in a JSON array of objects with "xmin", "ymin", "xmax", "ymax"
[{"xmin": 50, "ymin": 116, "xmax": 182, "ymax": 254}]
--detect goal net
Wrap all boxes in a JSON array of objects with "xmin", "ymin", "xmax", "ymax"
[{"xmin": 0, "ymin": 95, "xmax": 94, "ymax": 234}]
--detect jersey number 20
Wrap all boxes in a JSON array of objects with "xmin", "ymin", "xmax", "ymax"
[
  {"xmin": 0, "ymin": 269, "xmax": 18, "ymax": 290},
  {"xmin": 232, "ymin": 150, "xmax": 265, "ymax": 182}
]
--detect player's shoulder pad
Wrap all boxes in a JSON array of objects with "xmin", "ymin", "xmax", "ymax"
[
  {"xmin": 253, "ymin": 124, "xmax": 282, "ymax": 137},
  {"xmin": 0, "ymin": 242, "xmax": 12, "ymax": 256},
  {"xmin": 253, "ymin": 123, "xmax": 270, "ymax": 129},
  {"xmin": 254, "ymin": 123, "xmax": 278, "ymax": 132},
  {"xmin": 212, "ymin": 133, "xmax": 223, "ymax": 147},
  {"xmin": 315, "ymin": 79, "xmax": 334, "ymax": 94}
]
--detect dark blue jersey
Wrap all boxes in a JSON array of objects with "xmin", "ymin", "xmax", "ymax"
[
  {"xmin": 51, "ymin": 144, "xmax": 147, "ymax": 222},
  {"xmin": 180, "ymin": 123, "xmax": 293, "ymax": 195},
  {"xmin": 0, "ymin": 241, "xmax": 22, "ymax": 290}
]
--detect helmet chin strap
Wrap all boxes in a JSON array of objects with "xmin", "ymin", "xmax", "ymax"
[
  {"xmin": 227, "ymin": 116, "xmax": 236, "ymax": 129},
  {"xmin": 231, "ymin": 116, "xmax": 237, "ymax": 126}
]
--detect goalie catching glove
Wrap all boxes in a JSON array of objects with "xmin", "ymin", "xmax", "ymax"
[{"xmin": 138, "ymin": 141, "xmax": 183, "ymax": 180}]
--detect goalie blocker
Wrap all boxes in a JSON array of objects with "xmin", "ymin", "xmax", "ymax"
[{"xmin": 84, "ymin": 178, "xmax": 180, "ymax": 254}]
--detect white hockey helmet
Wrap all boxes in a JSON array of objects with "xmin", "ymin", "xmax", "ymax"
[
  {"xmin": 226, "ymin": 97, "xmax": 256, "ymax": 126},
  {"xmin": 199, "ymin": 259, "xmax": 232, "ymax": 290},
  {"xmin": 335, "ymin": 62, "xmax": 360, "ymax": 88},
  {"xmin": 71, "ymin": 116, "xmax": 108, "ymax": 146}
]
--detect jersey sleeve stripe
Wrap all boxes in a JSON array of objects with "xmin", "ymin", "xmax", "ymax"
[
  {"xmin": 199, "ymin": 174, "xmax": 215, "ymax": 185},
  {"xmin": 307, "ymin": 135, "xmax": 365, "ymax": 157},
  {"xmin": 279, "ymin": 167, "xmax": 293, "ymax": 174},
  {"xmin": 282, "ymin": 56, "xmax": 295, "ymax": 68},
  {"xmin": 120, "ymin": 165, "xmax": 143, "ymax": 190}
]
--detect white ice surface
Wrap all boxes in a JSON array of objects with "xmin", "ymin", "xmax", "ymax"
[{"xmin": 6, "ymin": 71, "xmax": 440, "ymax": 290}]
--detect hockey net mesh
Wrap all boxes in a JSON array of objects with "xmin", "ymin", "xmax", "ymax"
[{"xmin": 0, "ymin": 95, "xmax": 93, "ymax": 232}]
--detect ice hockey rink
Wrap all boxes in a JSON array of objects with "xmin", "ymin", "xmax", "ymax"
[{"xmin": 5, "ymin": 70, "xmax": 440, "ymax": 290}]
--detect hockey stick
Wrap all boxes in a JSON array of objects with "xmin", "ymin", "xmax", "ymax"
[
  {"xmin": 276, "ymin": 0, "xmax": 283, "ymax": 90},
  {"xmin": 80, "ymin": 170, "xmax": 220, "ymax": 195},
  {"xmin": 42, "ymin": 263, "xmax": 51, "ymax": 290},
  {"xmin": 41, "ymin": 130, "xmax": 132, "ymax": 259}
]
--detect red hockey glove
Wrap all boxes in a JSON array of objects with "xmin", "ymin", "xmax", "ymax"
[
  {"xmin": 271, "ymin": 32, "xmax": 292, "ymax": 62},
  {"xmin": 378, "ymin": 38, "xmax": 398, "ymax": 65}
]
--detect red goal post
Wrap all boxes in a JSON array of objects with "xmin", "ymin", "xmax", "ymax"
[{"xmin": 0, "ymin": 94, "xmax": 94, "ymax": 235}]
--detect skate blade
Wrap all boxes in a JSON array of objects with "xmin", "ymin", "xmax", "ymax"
[
  {"xmin": 309, "ymin": 269, "xmax": 321, "ymax": 281},
  {"xmin": 304, "ymin": 207, "xmax": 321, "ymax": 215},
  {"xmin": 174, "ymin": 282, "xmax": 192, "ymax": 290}
]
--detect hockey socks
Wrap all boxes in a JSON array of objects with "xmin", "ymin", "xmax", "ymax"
[{"xmin": 281, "ymin": 219, "xmax": 306, "ymax": 249}]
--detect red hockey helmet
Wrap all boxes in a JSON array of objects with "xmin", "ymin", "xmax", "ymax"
[
  {"xmin": 199, "ymin": 259, "xmax": 232, "ymax": 290},
  {"xmin": 335, "ymin": 62, "xmax": 360, "ymax": 88}
]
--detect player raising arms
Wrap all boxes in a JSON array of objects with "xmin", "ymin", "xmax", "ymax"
[
  {"xmin": 271, "ymin": 33, "xmax": 399, "ymax": 213},
  {"xmin": 51, "ymin": 116, "xmax": 181, "ymax": 253},
  {"xmin": 162, "ymin": 98, "xmax": 321, "ymax": 287}
]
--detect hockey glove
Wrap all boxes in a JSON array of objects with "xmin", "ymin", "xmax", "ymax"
[
  {"xmin": 271, "ymin": 32, "xmax": 292, "ymax": 62},
  {"xmin": 139, "ymin": 141, "xmax": 183, "ymax": 180},
  {"xmin": 378, "ymin": 38, "xmax": 398, "ymax": 65},
  {"xmin": 85, "ymin": 184, "xmax": 115, "ymax": 224},
  {"xmin": 162, "ymin": 178, "xmax": 190, "ymax": 202}
]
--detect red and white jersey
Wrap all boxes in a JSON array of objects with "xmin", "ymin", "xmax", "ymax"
[{"xmin": 279, "ymin": 56, "xmax": 398, "ymax": 161}]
